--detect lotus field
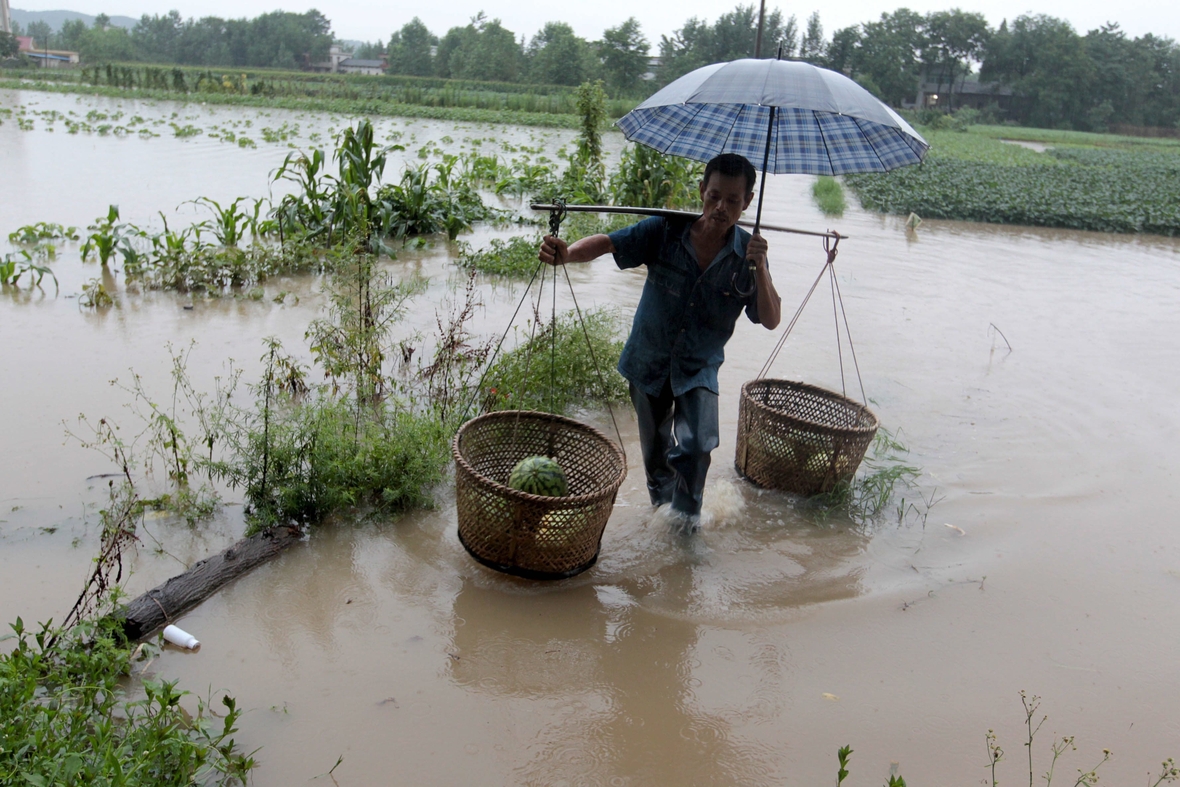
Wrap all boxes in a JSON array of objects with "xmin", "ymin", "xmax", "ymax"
[{"xmin": 846, "ymin": 129, "xmax": 1180, "ymax": 235}]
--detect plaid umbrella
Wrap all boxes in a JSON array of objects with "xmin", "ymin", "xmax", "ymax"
[
  {"xmin": 618, "ymin": 57, "xmax": 928, "ymax": 240},
  {"xmin": 617, "ymin": 58, "xmax": 929, "ymax": 177}
]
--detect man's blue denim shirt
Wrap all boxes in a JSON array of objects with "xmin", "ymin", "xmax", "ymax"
[{"xmin": 609, "ymin": 216, "xmax": 761, "ymax": 398}]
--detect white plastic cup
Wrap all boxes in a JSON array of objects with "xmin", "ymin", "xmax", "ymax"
[{"xmin": 162, "ymin": 624, "xmax": 201, "ymax": 650}]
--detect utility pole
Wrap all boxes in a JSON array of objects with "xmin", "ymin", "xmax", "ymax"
[
  {"xmin": 1, "ymin": 0, "xmax": 13, "ymax": 36},
  {"xmin": 754, "ymin": 0, "xmax": 766, "ymax": 58}
]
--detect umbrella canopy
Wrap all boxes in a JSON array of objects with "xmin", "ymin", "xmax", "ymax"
[{"xmin": 617, "ymin": 58, "xmax": 929, "ymax": 176}]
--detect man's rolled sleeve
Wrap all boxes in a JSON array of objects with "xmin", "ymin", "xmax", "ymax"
[{"xmin": 608, "ymin": 216, "xmax": 664, "ymax": 271}]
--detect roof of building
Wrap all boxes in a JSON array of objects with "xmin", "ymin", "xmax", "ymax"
[{"xmin": 26, "ymin": 51, "xmax": 72, "ymax": 61}]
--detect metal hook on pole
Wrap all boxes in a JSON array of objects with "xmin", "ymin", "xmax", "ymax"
[{"xmin": 547, "ymin": 198, "xmax": 567, "ymax": 239}]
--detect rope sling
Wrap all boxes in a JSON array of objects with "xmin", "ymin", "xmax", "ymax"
[
  {"xmin": 735, "ymin": 234, "xmax": 880, "ymax": 496},
  {"xmin": 452, "ymin": 202, "xmax": 627, "ymax": 580}
]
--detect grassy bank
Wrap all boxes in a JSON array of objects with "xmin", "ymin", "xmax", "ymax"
[
  {"xmin": 968, "ymin": 123, "xmax": 1180, "ymax": 151},
  {"xmin": 0, "ymin": 76, "xmax": 588, "ymax": 129},
  {"xmin": 846, "ymin": 127, "xmax": 1180, "ymax": 235}
]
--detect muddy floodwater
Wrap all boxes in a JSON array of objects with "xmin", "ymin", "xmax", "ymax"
[{"xmin": 3, "ymin": 89, "xmax": 1180, "ymax": 785}]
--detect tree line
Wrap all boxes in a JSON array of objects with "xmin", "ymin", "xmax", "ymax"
[
  {"xmin": 6, "ymin": 10, "xmax": 333, "ymax": 70},
  {"xmin": 826, "ymin": 10, "xmax": 1179, "ymax": 130},
  {"xmin": 4, "ymin": 4, "xmax": 1178, "ymax": 131},
  {"xmin": 356, "ymin": 6, "xmax": 1180, "ymax": 129}
]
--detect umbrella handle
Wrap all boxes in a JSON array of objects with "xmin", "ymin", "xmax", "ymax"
[{"xmin": 732, "ymin": 262, "xmax": 758, "ymax": 298}]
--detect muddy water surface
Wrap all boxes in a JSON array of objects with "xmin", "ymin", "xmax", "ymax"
[{"xmin": 3, "ymin": 88, "xmax": 1180, "ymax": 785}]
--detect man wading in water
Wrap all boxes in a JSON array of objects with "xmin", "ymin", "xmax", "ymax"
[{"xmin": 539, "ymin": 153, "xmax": 782, "ymax": 530}]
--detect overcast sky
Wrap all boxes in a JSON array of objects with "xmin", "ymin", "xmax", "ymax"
[{"xmin": 15, "ymin": 0, "xmax": 1177, "ymax": 46}]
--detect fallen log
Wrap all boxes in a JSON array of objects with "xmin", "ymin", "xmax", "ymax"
[{"xmin": 119, "ymin": 525, "xmax": 303, "ymax": 641}]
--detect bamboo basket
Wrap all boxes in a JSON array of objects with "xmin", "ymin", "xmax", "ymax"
[
  {"xmin": 453, "ymin": 410, "xmax": 626, "ymax": 580},
  {"xmin": 735, "ymin": 379, "xmax": 879, "ymax": 496}
]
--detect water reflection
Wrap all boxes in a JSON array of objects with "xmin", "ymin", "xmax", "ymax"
[{"xmin": 445, "ymin": 501, "xmax": 869, "ymax": 784}]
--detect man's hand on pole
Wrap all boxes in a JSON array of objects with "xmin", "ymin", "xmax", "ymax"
[
  {"xmin": 539, "ymin": 233, "xmax": 614, "ymax": 266},
  {"xmin": 539, "ymin": 235, "xmax": 568, "ymax": 266}
]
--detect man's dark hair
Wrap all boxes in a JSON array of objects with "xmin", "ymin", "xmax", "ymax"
[{"xmin": 703, "ymin": 153, "xmax": 757, "ymax": 193}]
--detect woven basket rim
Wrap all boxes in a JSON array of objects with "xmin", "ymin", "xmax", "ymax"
[
  {"xmin": 740, "ymin": 378, "xmax": 879, "ymax": 436},
  {"xmin": 452, "ymin": 409, "xmax": 627, "ymax": 505}
]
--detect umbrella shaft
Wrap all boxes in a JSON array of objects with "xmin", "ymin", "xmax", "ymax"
[
  {"xmin": 530, "ymin": 204, "xmax": 845, "ymax": 240},
  {"xmin": 754, "ymin": 105, "xmax": 776, "ymax": 235}
]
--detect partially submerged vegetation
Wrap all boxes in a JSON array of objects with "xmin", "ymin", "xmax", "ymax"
[
  {"xmin": 812, "ymin": 176, "xmax": 847, "ymax": 217},
  {"xmin": 1, "ymin": 420, "xmax": 256, "ymax": 785},
  {"xmin": 0, "ymin": 65, "xmax": 637, "ymax": 130},
  {"xmin": 0, "ymin": 616, "xmax": 256, "ymax": 786},
  {"xmin": 846, "ymin": 122, "xmax": 1180, "ymax": 234}
]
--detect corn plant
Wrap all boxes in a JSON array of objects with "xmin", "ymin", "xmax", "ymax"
[
  {"xmin": 609, "ymin": 143, "xmax": 703, "ymax": 210},
  {"xmin": 7, "ymin": 222, "xmax": 78, "ymax": 244},
  {"xmin": 80, "ymin": 205, "xmax": 128, "ymax": 268},
  {"xmin": 192, "ymin": 196, "xmax": 252, "ymax": 247},
  {"xmin": 0, "ymin": 251, "xmax": 58, "ymax": 292}
]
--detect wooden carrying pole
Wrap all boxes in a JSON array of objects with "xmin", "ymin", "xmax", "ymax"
[{"xmin": 530, "ymin": 204, "xmax": 846, "ymax": 241}]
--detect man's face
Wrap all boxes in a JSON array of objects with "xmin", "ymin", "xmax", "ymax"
[{"xmin": 698, "ymin": 172, "xmax": 754, "ymax": 231}]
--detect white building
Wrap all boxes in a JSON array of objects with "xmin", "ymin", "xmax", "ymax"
[{"xmin": 337, "ymin": 58, "xmax": 385, "ymax": 76}]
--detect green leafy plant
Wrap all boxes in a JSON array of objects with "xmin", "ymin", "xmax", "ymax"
[
  {"xmin": 813, "ymin": 176, "xmax": 848, "ymax": 217},
  {"xmin": 81, "ymin": 205, "xmax": 129, "ymax": 268},
  {"xmin": 609, "ymin": 143, "xmax": 703, "ymax": 210},
  {"xmin": 7, "ymin": 221, "xmax": 78, "ymax": 244},
  {"xmin": 79, "ymin": 277, "xmax": 115, "ymax": 308},
  {"xmin": 0, "ymin": 251, "xmax": 58, "ymax": 291},
  {"xmin": 837, "ymin": 744, "xmax": 852, "ymax": 786},
  {"xmin": 482, "ymin": 308, "xmax": 628, "ymax": 414},
  {"xmin": 192, "ymin": 196, "xmax": 252, "ymax": 247},
  {"xmin": 846, "ymin": 130, "xmax": 1180, "ymax": 235},
  {"xmin": 0, "ymin": 616, "xmax": 256, "ymax": 786},
  {"xmin": 456, "ymin": 234, "xmax": 543, "ymax": 277}
]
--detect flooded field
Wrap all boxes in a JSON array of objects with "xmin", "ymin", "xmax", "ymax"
[{"xmin": 3, "ymin": 88, "xmax": 1180, "ymax": 785}]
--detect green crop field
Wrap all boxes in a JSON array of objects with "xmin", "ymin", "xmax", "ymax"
[
  {"xmin": 0, "ymin": 64, "xmax": 638, "ymax": 130},
  {"xmin": 846, "ymin": 129, "xmax": 1180, "ymax": 235}
]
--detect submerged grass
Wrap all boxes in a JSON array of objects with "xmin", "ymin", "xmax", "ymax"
[
  {"xmin": 456, "ymin": 235, "xmax": 543, "ymax": 278},
  {"xmin": 481, "ymin": 308, "xmax": 628, "ymax": 414},
  {"xmin": 812, "ymin": 176, "xmax": 847, "ymax": 217},
  {"xmin": 809, "ymin": 427, "xmax": 931, "ymax": 527}
]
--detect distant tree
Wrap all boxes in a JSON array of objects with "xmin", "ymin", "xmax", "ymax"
[
  {"xmin": 599, "ymin": 17, "xmax": 649, "ymax": 95},
  {"xmin": 527, "ymin": 22, "xmax": 595, "ymax": 86},
  {"xmin": 0, "ymin": 31, "xmax": 20, "ymax": 58},
  {"xmin": 824, "ymin": 26, "xmax": 861, "ymax": 74},
  {"xmin": 437, "ymin": 13, "xmax": 521, "ymax": 82},
  {"xmin": 353, "ymin": 41, "xmax": 385, "ymax": 60},
  {"xmin": 233, "ymin": 10, "xmax": 331, "ymax": 69},
  {"xmin": 131, "ymin": 10, "xmax": 183, "ymax": 62},
  {"xmin": 387, "ymin": 17, "xmax": 434, "ymax": 76},
  {"xmin": 172, "ymin": 17, "xmax": 232, "ymax": 66},
  {"xmin": 1082, "ymin": 23, "xmax": 1159, "ymax": 128},
  {"xmin": 26, "ymin": 20, "xmax": 52, "ymax": 48},
  {"xmin": 57, "ymin": 19, "xmax": 89, "ymax": 52},
  {"xmin": 658, "ymin": 4, "xmax": 797, "ymax": 85},
  {"xmin": 799, "ymin": 11, "xmax": 825, "ymax": 62},
  {"xmin": 922, "ymin": 8, "xmax": 990, "ymax": 109},
  {"xmin": 94, "ymin": 14, "xmax": 111, "ymax": 31},
  {"xmin": 841, "ymin": 8, "xmax": 927, "ymax": 105},
  {"xmin": 79, "ymin": 26, "xmax": 138, "ymax": 61},
  {"xmin": 982, "ymin": 14, "xmax": 1091, "ymax": 128},
  {"xmin": 1133, "ymin": 34, "xmax": 1180, "ymax": 128}
]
